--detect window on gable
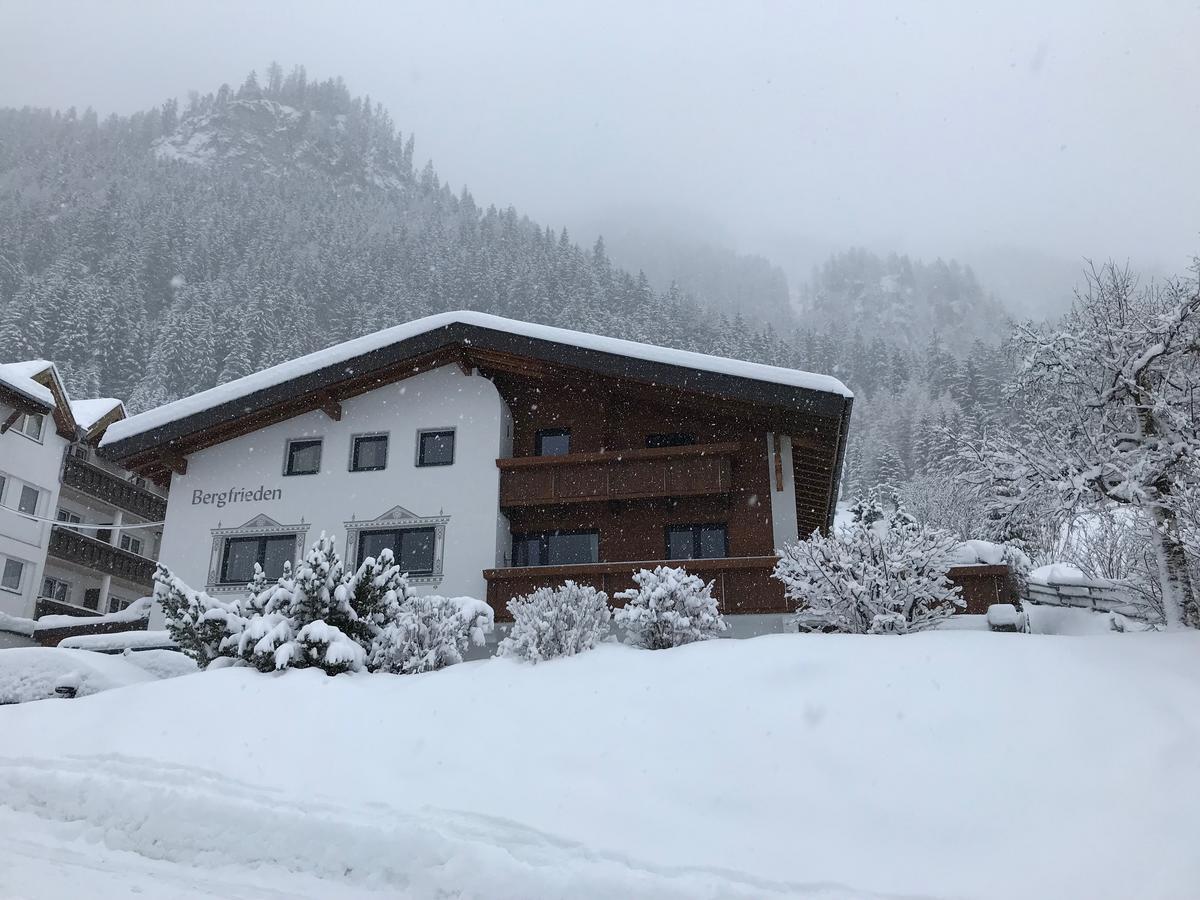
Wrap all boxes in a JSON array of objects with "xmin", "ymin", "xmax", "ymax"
[
  {"xmin": 535, "ymin": 428, "xmax": 571, "ymax": 457},
  {"xmin": 21, "ymin": 413, "xmax": 44, "ymax": 441},
  {"xmin": 351, "ymin": 434, "xmax": 389, "ymax": 472},
  {"xmin": 219, "ymin": 534, "xmax": 297, "ymax": 585},
  {"xmin": 284, "ymin": 439, "xmax": 322, "ymax": 476},
  {"xmin": 666, "ymin": 524, "xmax": 728, "ymax": 560},
  {"xmin": 417, "ymin": 429, "xmax": 455, "ymax": 467}
]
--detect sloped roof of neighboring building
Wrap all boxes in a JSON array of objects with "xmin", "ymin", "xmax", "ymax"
[
  {"xmin": 0, "ymin": 359, "xmax": 77, "ymax": 438},
  {"xmin": 0, "ymin": 359, "xmax": 56, "ymax": 409}
]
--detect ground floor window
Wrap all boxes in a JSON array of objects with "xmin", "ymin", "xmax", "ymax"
[
  {"xmin": 357, "ymin": 527, "xmax": 436, "ymax": 575},
  {"xmin": 1, "ymin": 558, "xmax": 24, "ymax": 592},
  {"xmin": 666, "ymin": 524, "xmax": 728, "ymax": 560},
  {"xmin": 41, "ymin": 576, "xmax": 71, "ymax": 604},
  {"xmin": 220, "ymin": 534, "xmax": 297, "ymax": 585},
  {"xmin": 512, "ymin": 530, "xmax": 599, "ymax": 567}
]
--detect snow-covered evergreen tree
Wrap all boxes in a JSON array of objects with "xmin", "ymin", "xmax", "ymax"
[
  {"xmin": 152, "ymin": 564, "xmax": 243, "ymax": 667},
  {"xmin": 613, "ymin": 566, "xmax": 727, "ymax": 649},
  {"xmin": 498, "ymin": 581, "xmax": 611, "ymax": 663},
  {"xmin": 957, "ymin": 260, "xmax": 1200, "ymax": 628},
  {"xmin": 773, "ymin": 502, "xmax": 964, "ymax": 634}
]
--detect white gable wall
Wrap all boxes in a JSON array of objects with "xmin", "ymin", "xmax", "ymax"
[{"xmin": 156, "ymin": 365, "xmax": 510, "ymax": 603}]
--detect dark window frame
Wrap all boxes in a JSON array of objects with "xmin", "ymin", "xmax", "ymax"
[
  {"xmin": 534, "ymin": 428, "xmax": 571, "ymax": 457},
  {"xmin": 284, "ymin": 438, "xmax": 323, "ymax": 476},
  {"xmin": 350, "ymin": 433, "xmax": 390, "ymax": 472},
  {"xmin": 356, "ymin": 526, "xmax": 437, "ymax": 576},
  {"xmin": 665, "ymin": 523, "xmax": 729, "ymax": 561},
  {"xmin": 219, "ymin": 534, "xmax": 298, "ymax": 585},
  {"xmin": 416, "ymin": 429, "xmax": 456, "ymax": 467},
  {"xmin": 0, "ymin": 557, "xmax": 23, "ymax": 592},
  {"xmin": 511, "ymin": 529, "xmax": 600, "ymax": 567},
  {"xmin": 646, "ymin": 432, "xmax": 698, "ymax": 449}
]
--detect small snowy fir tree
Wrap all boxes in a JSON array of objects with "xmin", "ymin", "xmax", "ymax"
[
  {"xmin": 371, "ymin": 594, "xmax": 493, "ymax": 674},
  {"xmin": 334, "ymin": 548, "xmax": 414, "ymax": 671},
  {"xmin": 498, "ymin": 581, "xmax": 611, "ymax": 662},
  {"xmin": 288, "ymin": 533, "xmax": 365, "ymax": 674},
  {"xmin": 613, "ymin": 566, "xmax": 727, "ymax": 650},
  {"xmin": 773, "ymin": 496, "xmax": 965, "ymax": 634},
  {"xmin": 153, "ymin": 564, "xmax": 243, "ymax": 667},
  {"xmin": 235, "ymin": 561, "xmax": 301, "ymax": 672}
]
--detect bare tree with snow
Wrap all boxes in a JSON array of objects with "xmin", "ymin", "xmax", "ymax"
[{"xmin": 958, "ymin": 260, "xmax": 1200, "ymax": 628}]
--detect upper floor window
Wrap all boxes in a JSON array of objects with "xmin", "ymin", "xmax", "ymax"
[
  {"xmin": 646, "ymin": 433, "xmax": 697, "ymax": 449},
  {"xmin": 535, "ymin": 428, "xmax": 571, "ymax": 457},
  {"xmin": 417, "ymin": 429, "xmax": 455, "ymax": 467},
  {"xmin": 108, "ymin": 595, "xmax": 132, "ymax": 614},
  {"xmin": 284, "ymin": 438, "xmax": 322, "ymax": 476},
  {"xmin": 512, "ymin": 529, "xmax": 598, "ymax": 567},
  {"xmin": 119, "ymin": 533, "xmax": 145, "ymax": 556},
  {"xmin": 42, "ymin": 576, "xmax": 71, "ymax": 604},
  {"xmin": 357, "ymin": 527, "xmax": 436, "ymax": 575},
  {"xmin": 351, "ymin": 433, "xmax": 389, "ymax": 472},
  {"xmin": 18, "ymin": 413, "xmax": 43, "ymax": 441},
  {"xmin": 666, "ymin": 523, "xmax": 728, "ymax": 560},
  {"xmin": 57, "ymin": 508, "xmax": 82, "ymax": 530},
  {"xmin": 220, "ymin": 534, "xmax": 297, "ymax": 585},
  {"xmin": 1, "ymin": 558, "xmax": 24, "ymax": 593},
  {"xmin": 17, "ymin": 484, "xmax": 39, "ymax": 515}
]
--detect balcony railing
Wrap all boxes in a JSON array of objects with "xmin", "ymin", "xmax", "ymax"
[
  {"xmin": 47, "ymin": 525, "xmax": 156, "ymax": 588},
  {"xmin": 497, "ymin": 442, "xmax": 737, "ymax": 508},
  {"xmin": 483, "ymin": 555, "xmax": 784, "ymax": 618},
  {"xmin": 61, "ymin": 454, "xmax": 167, "ymax": 521}
]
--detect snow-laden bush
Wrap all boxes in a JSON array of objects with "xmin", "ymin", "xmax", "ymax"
[
  {"xmin": 153, "ymin": 565, "xmax": 243, "ymax": 667},
  {"xmin": 774, "ymin": 497, "xmax": 964, "ymax": 634},
  {"xmin": 371, "ymin": 594, "xmax": 493, "ymax": 674},
  {"xmin": 498, "ymin": 581, "xmax": 611, "ymax": 662},
  {"xmin": 613, "ymin": 566, "xmax": 727, "ymax": 650}
]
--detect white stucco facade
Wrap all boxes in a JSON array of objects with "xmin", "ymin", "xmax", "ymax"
[
  {"xmin": 156, "ymin": 365, "xmax": 513, "ymax": 603},
  {"xmin": 0, "ymin": 404, "xmax": 65, "ymax": 618}
]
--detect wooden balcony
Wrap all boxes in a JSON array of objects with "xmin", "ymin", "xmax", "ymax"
[
  {"xmin": 47, "ymin": 525, "xmax": 156, "ymax": 589},
  {"xmin": 483, "ymin": 555, "xmax": 785, "ymax": 618},
  {"xmin": 62, "ymin": 455, "xmax": 167, "ymax": 521},
  {"xmin": 497, "ymin": 442, "xmax": 737, "ymax": 508}
]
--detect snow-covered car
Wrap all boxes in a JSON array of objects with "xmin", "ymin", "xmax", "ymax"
[{"xmin": 0, "ymin": 647, "xmax": 194, "ymax": 704}]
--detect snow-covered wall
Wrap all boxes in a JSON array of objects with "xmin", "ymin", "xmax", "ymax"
[{"xmin": 156, "ymin": 365, "xmax": 511, "ymax": 603}]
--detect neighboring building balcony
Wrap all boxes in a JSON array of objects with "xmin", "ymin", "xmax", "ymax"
[
  {"xmin": 483, "ymin": 555, "xmax": 784, "ymax": 617},
  {"xmin": 47, "ymin": 525, "xmax": 156, "ymax": 589},
  {"xmin": 497, "ymin": 442, "xmax": 738, "ymax": 509},
  {"xmin": 61, "ymin": 454, "xmax": 167, "ymax": 521}
]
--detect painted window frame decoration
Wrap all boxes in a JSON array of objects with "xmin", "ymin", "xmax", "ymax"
[
  {"xmin": 283, "ymin": 437, "xmax": 323, "ymax": 476},
  {"xmin": 206, "ymin": 514, "xmax": 310, "ymax": 593},
  {"xmin": 415, "ymin": 428, "xmax": 456, "ymax": 467},
  {"xmin": 343, "ymin": 505, "xmax": 450, "ymax": 586}
]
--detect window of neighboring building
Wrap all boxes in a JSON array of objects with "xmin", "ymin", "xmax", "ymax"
[
  {"xmin": 17, "ymin": 484, "xmax": 39, "ymax": 515},
  {"xmin": 512, "ymin": 530, "xmax": 599, "ymax": 567},
  {"xmin": 119, "ymin": 533, "xmax": 144, "ymax": 556},
  {"xmin": 41, "ymin": 576, "xmax": 71, "ymax": 604},
  {"xmin": 646, "ymin": 433, "xmax": 697, "ymax": 449},
  {"xmin": 284, "ymin": 438, "xmax": 322, "ymax": 476},
  {"xmin": 108, "ymin": 595, "xmax": 131, "ymax": 614},
  {"xmin": 0, "ymin": 473, "xmax": 6, "ymax": 504},
  {"xmin": 83, "ymin": 588, "xmax": 101, "ymax": 610},
  {"xmin": 219, "ymin": 534, "xmax": 298, "ymax": 585},
  {"xmin": 57, "ymin": 508, "xmax": 82, "ymax": 531},
  {"xmin": 1, "ymin": 558, "xmax": 24, "ymax": 593},
  {"xmin": 350, "ymin": 433, "xmax": 389, "ymax": 472},
  {"xmin": 535, "ymin": 428, "xmax": 571, "ymax": 457},
  {"xmin": 357, "ymin": 527, "xmax": 436, "ymax": 575},
  {"xmin": 666, "ymin": 524, "xmax": 728, "ymax": 560},
  {"xmin": 416, "ymin": 429, "xmax": 455, "ymax": 467},
  {"xmin": 19, "ymin": 413, "xmax": 43, "ymax": 441}
]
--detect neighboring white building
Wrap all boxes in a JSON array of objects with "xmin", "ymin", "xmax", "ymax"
[{"xmin": 0, "ymin": 361, "xmax": 165, "ymax": 622}]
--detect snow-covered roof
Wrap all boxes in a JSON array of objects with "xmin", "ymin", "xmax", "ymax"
[
  {"xmin": 0, "ymin": 359, "xmax": 56, "ymax": 408},
  {"xmin": 70, "ymin": 398, "xmax": 125, "ymax": 431},
  {"xmin": 102, "ymin": 311, "xmax": 852, "ymax": 449}
]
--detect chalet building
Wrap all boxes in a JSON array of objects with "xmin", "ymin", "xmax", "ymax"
[
  {"xmin": 97, "ymin": 313, "xmax": 853, "ymax": 626},
  {"xmin": 0, "ymin": 361, "xmax": 166, "ymax": 625}
]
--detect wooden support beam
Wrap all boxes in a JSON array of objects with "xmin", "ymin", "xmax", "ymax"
[
  {"xmin": 318, "ymin": 395, "xmax": 342, "ymax": 421},
  {"xmin": 773, "ymin": 433, "xmax": 784, "ymax": 491},
  {"xmin": 160, "ymin": 454, "xmax": 188, "ymax": 476},
  {"xmin": 0, "ymin": 409, "xmax": 20, "ymax": 434}
]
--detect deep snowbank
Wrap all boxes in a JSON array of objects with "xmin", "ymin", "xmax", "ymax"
[{"xmin": 1, "ymin": 632, "xmax": 1198, "ymax": 899}]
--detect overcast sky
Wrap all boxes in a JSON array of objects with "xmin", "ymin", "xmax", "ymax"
[{"xmin": 1, "ymin": 0, "xmax": 1197, "ymax": 304}]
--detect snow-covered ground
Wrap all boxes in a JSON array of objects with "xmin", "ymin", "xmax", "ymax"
[{"xmin": 1, "ymin": 632, "xmax": 1198, "ymax": 899}]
